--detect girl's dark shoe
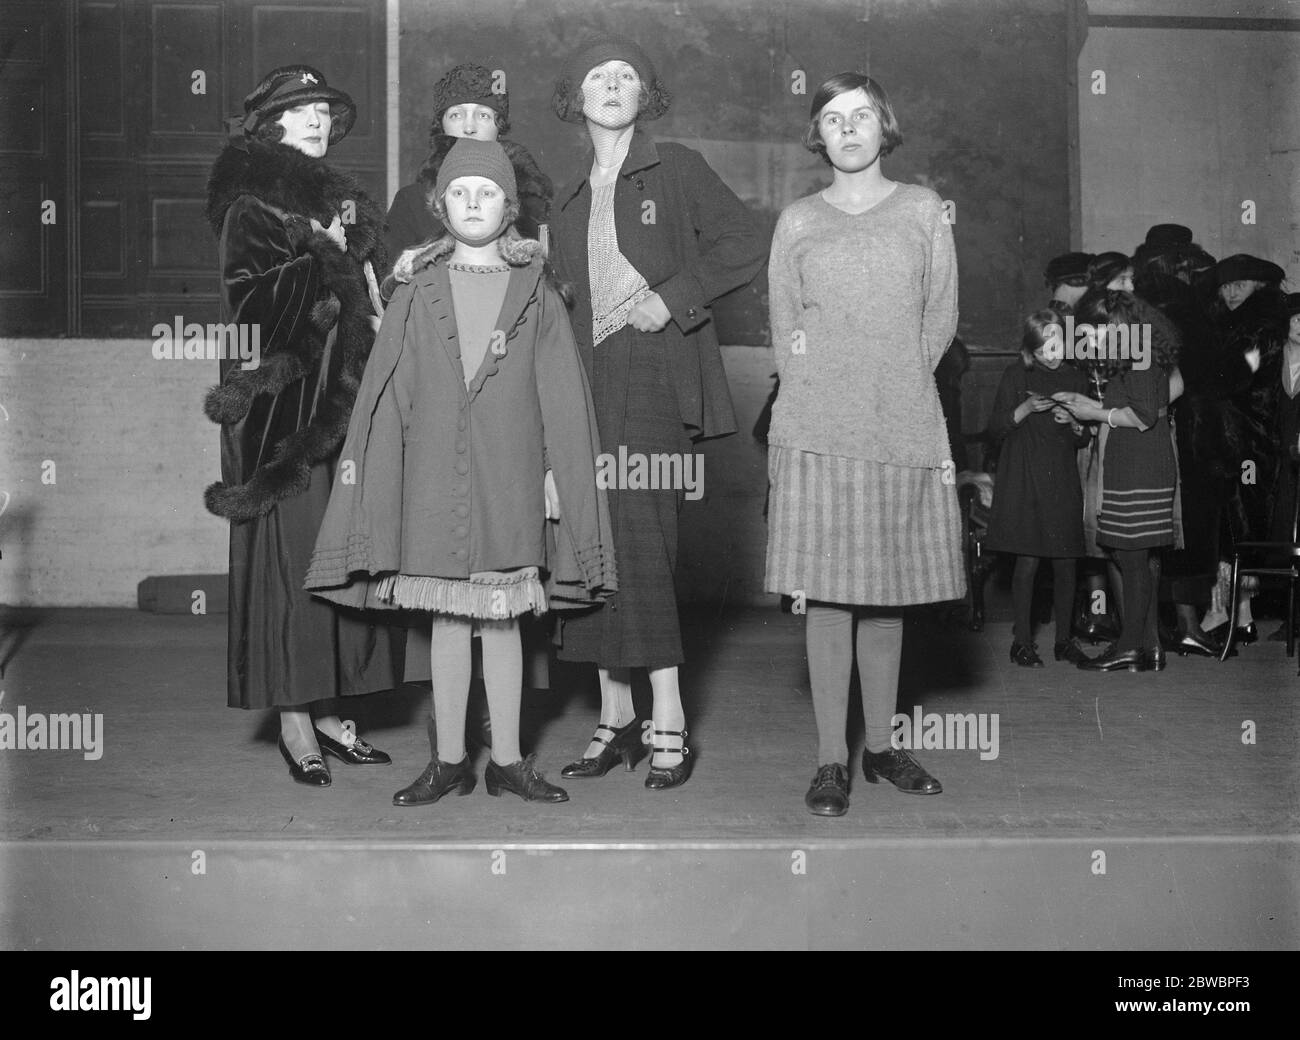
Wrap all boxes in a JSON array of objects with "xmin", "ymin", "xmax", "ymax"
[
  {"xmin": 1010, "ymin": 641, "xmax": 1044, "ymax": 667},
  {"xmin": 1077, "ymin": 646, "xmax": 1148, "ymax": 672},
  {"xmin": 315, "ymin": 728, "xmax": 391, "ymax": 765},
  {"xmin": 644, "ymin": 729, "xmax": 693, "ymax": 790},
  {"xmin": 561, "ymin": 718, "xmax": 645, "ymax": 778},
  {"xmin": 1145, "ymin": 646, "xmax": 1167, "ymax": 672},
  {"xmin": 805, "ymin": 763, "xmax": 850, "ymax": 816},
  {"xmin": 1075, "ymin": 610, "xmax": 1120, "ymax": 644},
  {"xmin": 1054, "ymin": 638, "xmax": 1089, "ymax": 665},
  {"xmin": 279, "ymin": 736, "xmax": 331, "ymax": 787},
  {"xmin": 392, "ymin": 755, "xmax": 475, "ymax": 806},
  {"xmin": 485, "ymin": 755, "xmax": 569, "ymax": 803},
  {"xmin": 861, "ymin": 747, "xmax": 942, "ymax": 795}
]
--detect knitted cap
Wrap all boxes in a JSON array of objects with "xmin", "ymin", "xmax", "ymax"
[
  {"xmin": 566, "ymin": 34, "xmax": 657, "ymax": 89},
  {"xmin": 1215, "ymin": 253, "xmax": 1284, "ymax": 286},
  {"xmin": 434, "ymin": 138, "xmax": 518, "ymax": 203},
  {"xmin": 1044, "ymin": 252, "xmax": 1094, "ymax": 283},
  {"xmin": 431, "ymin": 63, "xmax": 508, "ymax": 122},
  {"xmin": 232, "ymin": 65, "xmax": 356, "ymax": 144}
]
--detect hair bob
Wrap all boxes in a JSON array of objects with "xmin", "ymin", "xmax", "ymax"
[
  {"xmin": 803, "ymin": 72, "xmax": 902, "ymax": 165},
  {"xmin": 1021, "ymin": 307, "xmax": 1066, "ymax": 369}
]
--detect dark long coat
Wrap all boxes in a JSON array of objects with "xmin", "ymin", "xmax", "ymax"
[
  {"xmin": 550, "ymin": 130, "xmax": 767, "ymax": 443},
  {"xmin": 204, "ymin": 137, "xmax": 403, "ymax": 709}
]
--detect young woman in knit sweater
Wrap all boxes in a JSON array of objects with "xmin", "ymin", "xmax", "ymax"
[
  {"xmin": 766, "ymin": 73, "xmax": 963, "ymax": 818},
  {"xmin": 306, "ymin": 140, "xmax": 618, "ymax": 806}
]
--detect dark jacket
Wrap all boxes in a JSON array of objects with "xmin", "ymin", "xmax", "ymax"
[
  {"xmin": 203, "ymin": 137, "xmax": 386, "ymax": 520},
  {"xmin": 551, "ymin": 131, "xmax": 767, "ymax": 441},
  {"xmin": 383, "ymin": 135, "xmax": 553, "ymax": 263},
  {"xmin": 305, "ymin": 250, "xmax": 617, "ymax": 611}
]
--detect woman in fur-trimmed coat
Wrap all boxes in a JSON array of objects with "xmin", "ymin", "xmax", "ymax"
[{"xmin": 203, "ymin": 65, "xmax": 404, "ymax": 786}]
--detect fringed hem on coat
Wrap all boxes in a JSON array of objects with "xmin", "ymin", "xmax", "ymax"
[{"xmin": 376, "ymin": 567, "xmax": 547, "ymax": 619}]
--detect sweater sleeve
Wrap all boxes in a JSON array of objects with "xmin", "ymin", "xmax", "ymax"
[
  {"xmin": 767, "ymin": 208, "xmax": 800, "ymax": 381},
  {"xmin": 921, "ymin": 199, "xmax": 959, "ymax": 373},
  {"xmin": 654, "ymin": 146, "xmax": 767, "ymax": 335}
]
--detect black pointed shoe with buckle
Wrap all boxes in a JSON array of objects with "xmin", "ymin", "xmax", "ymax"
[
  {"xmin": 862, "ymin": 747, "xmax": 942, "ymax": 795},
  {"xmin": 1010, "ymin": 641, "xmax": 1044, "ymax": 667},
  {"xmin": 1054, "ymin": 638, "xmax": 1089, "ymax": 665},
  {"xmin": 644, "ymin": 728, "xmax": 692, "ymax": 791},
  {"xmin": 392, "ymin": 754, "xmax": 476, "ymax": 806},
  {"xmin": 805, "ymin": 763, "xmax": 850, "ymax": 816},
  {"xmin": 279, "ymin": 736, "xmax": 331, "ymax": 787},
  {"xmin": 315, "ymin": 728, "xmax": 392, "ymax": 765},
  {"xmin": 561, "ymin": 717, "xmax": 646, "ymax": 778},
  {"xmin": 1077, "ymin": 646, "xmax": 1148, "ymax": 672},
  {"xmin": 484, "ymin": 755, "xmax": 569, "ymax": 803}
]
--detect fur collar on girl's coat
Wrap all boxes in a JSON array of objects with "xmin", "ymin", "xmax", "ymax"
[{"xmin": 202, "ymin": 138, "xmax": 385, "ymax": 522}]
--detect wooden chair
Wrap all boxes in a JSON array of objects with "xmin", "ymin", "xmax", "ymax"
[{"xmin": 1220, "ymin": 455, "xmax": 1300, "ymax": 664}]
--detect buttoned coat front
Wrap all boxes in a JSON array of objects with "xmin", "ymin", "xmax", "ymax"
[
  {"xmin": 551, "ymin": 131, "xmax": 767, "ymax": 441},
  {"xmin": 305, "ymin": 254, "xmax": 617, "ymax": 609}
]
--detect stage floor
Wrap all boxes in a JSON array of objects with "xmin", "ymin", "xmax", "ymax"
[{"xmin": 1, "ymin": 603, "xmax": 1297, "ymax": 948}]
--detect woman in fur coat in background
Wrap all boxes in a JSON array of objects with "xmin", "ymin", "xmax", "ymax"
[{"xmin": 204, "ymin": 65, "xmax": 404, "ymax": 786}]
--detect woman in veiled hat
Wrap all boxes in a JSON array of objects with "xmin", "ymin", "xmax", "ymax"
[
  {"xmin": 548, "ymin": 35, "xmax": 766, "ymax": 791},
  {"xmin": 204, "ymin": 65, "xmax": 403, "ymax": 785}
]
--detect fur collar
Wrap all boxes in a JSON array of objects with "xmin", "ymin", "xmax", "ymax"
[{"xmin": 207, "ymin": 138, "xmax": 385, "ymax": 267}]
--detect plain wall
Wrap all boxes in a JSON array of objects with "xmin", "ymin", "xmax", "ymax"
[{"xmin": 1079, "ymin": 0, "xmax": 1299, "ymax": 269}]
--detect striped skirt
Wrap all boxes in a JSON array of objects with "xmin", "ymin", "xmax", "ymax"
[
  {"xmin": 764, "ymin": 446, "xmax": 966, "ymax": 606},
  {"xmin": 1094, "ymin": 420, "xmax": 1178, "ymax": 550}
]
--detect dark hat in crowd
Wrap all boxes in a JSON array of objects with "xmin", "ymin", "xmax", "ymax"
[
  {"xmin": 434, "ymin": 138, "xmax": 518, "ymax": 204},
  {"xmin": 1215, "ymin": 253, "xmax": 1285, "ymax": 287},
  {"xmin": 431, "ymin": 63, "xmax": 508, "ymax": 122},
  {"xmin": 231, "ymin": 65, "xmax": 356, "ymax": 143},
  {"xmin": 1285, "ymin": 292, "xmax": 1300, "ymax": 318},
  {"xmin": 1143, "ymin": 224, "xmax": 1193, "ymax": 250},
  {"xmin": 1044, "ymin": 252, "xmax": 1095, "ymax": 284},
  {"xmin": 554, "ymin": 34, "xmax": 669, "ymax": 124},
  {"xmin": 566, "ymin": 34, "xmax": 658, "ymax": 89}
]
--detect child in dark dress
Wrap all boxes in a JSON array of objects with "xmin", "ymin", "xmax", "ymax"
[{"xmin": 985, "ymin": 309, "xmax": 1091, "ymax": 666}]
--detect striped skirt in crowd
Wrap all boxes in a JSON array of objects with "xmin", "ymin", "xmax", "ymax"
[
  {"xmin": 1094, "ymin": 419, "xmax": 1178, "ymax": 551},
  {"xmin": 764, "ymin": 446, "xmax": 966, "ymax": 606}
]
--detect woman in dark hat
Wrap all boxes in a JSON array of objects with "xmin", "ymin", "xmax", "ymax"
[
  {"xmin": 204, "ymin": 65, "xmax": 403, "ymax": 785},
  {"xmin": 384, "ymin": 63, "xmax": 553, "ymax": 262},
  {"xmin": 1267, "ymin": 293, "xmax": 1300, "ymax": 564},
  {"xmin": 1134, "ymin": 235, "xmax": 1241, "ymax": 657},
  {"xmin": 1208, "ymin": 254, "xmax": 1290, "ymax": 642},
  {"xmin": 548, "ymin": 35, "xmax": 765, "ymax": 790},
  {"xmin": 767, "ymin": 72, "xmax": 961, "ymax": 815},
  {"xmin": 1045, "ymin": 252, "xmax": 1094, "ymax": 312}
]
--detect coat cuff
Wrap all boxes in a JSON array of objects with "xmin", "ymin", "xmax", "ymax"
[
  {"xmin": 573, "ymin": 543, "xmax": 618, "ymax": 595},
  {"xmin": 655, "ymin": 272, "xmax": 709, "ymax": 334}
]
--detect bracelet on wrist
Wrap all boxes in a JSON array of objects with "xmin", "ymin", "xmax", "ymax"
[{"xmin": 1107, "ymin": 408, "xmax": 1117, "ymax": 428}]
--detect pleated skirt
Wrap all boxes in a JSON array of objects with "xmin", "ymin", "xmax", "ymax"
[{"xmin": 764, "ymin": 446, "xmax": 966, "ymax": 606}]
